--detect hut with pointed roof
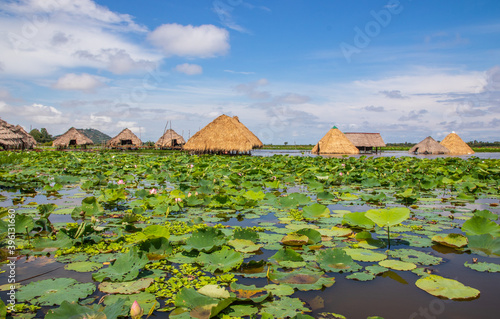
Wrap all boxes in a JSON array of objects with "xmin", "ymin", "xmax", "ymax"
[
  {"xmin": 344, "ymin": 133, "xmax": 386, "ymax": 154},
  {"xmin": 13, "ymin": 125, "xmax": 37, "ymax": 149},
  {"xmin": 409, "ymin": 136, "xmax": 450, "ymax": 155},
  {"xmin": 156, "ymin": 129, "xmax": 185, "ymax": 149},
  {"xmin": 440, "ymin": 132, "xmax": 474, "ymax": 155},
  {"xmin": 0, "ymin": 119, "xmax": 25, "ymax": 150},
  {"xmin": 53, "ymin": 127, "xmax": 94, "ymax": 148},
  {"xmin": 183, "ymin": 114, "xmax": 263, "ymax": 154},
  {"xmin": 311, "ymin": 126, "xmax": 360, "ymax": 154},
  {"xmin": 107, "ymin": 128, "xmax": 142, "ymax": 148}
]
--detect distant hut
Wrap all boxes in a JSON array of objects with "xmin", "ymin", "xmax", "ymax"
[
  {"xmin": 107, "ymin": 128, "xmax": 142, "ymax": 148},
  {"xmin": 312, "ymin": 126, "xmax": 360, "ymax": 154},
  {"xmin": 156, "ymin": 129, "xmax": 185, "ymax": 149},
  {"xmin": 0, "ymin": 119, "xmax": 25, "ymax": 150},
  {"xmin": 183, "ymin": 114, "xmax": 263, "ymax": 154},
  {"xmin": 440, "ymin": 132, "xmax": 474, "ymax": 155},
  {"xmin": 409, "ymin": 136, "xmax": 450, "ymax": 155},
  {"xmin": 53, "ymin": 127, "xmax": 94, "ymax": 148},
  {"xmin": 344, "ymin": 133, "xmax": 386, "ymax": 154},
  {"xmin": 13, "ymin": 125, "xmax": 37, "ymax": 149}
]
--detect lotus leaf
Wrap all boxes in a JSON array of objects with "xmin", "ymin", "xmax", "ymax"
[
  {"xmin": 316, "ymin": 248, "xmax": 362, "ymax": 273},
  {"xmin": 263, "ymin": 284, "xmax": 295, "ymax": 296},
  {"xmin": 196, "ymin": 246, "xmax": 244, "ymax": 272},
  {"xmin": 14, "ymin": 213, "xmax": 35, "ymax": 233},
  {"xmin": 226, "ymin": 304, "xmax": 259, "ymax": 317},
  {"xmin": 260, "ymin": 297, "xmax": 310, "ymax": 318},
  {"xmin": 387, "ymin": 249, "xmax": 442, "ymax": 265},
  {"xmin": 142, "ymin": 225, "xmax": 170, "ymax": 238},
  {"xmin": 44, "ymin": 299, "xmax": 126, "ymax": 319},
  {"xmin": 328, "ymin": 226, "xmax": 353, "ymax": 237},
  {"xmin": 269, "ymin": 269, "xmax": 335, "ymax": 291},
  {"xmin": 345, "ymin": 272, "xmax": 376, "ymax": 281},
  {"xmin": 474, "ymin": 209, "xmax": 498, "ymax": 221},
  {"xmin": 229, "ymin": 282, "xmax": 270, "ymax": 303},
  {"xmin": 228, "ymin": 239, "xmax": 263, "ymax": 253},
  {"xmin": 281, "ymin": 233, "xmax": 309, "ymax": 246},
  {"xmin": 302, "ymin": 203, "xmax": 330, "ymax": 219},
  {"xmin": 173, "ymin": 287, "xmax": 234, "ymax": 319},
  {"xmin": 64, "ymin": 261, "xmax": 103, "ymax": 272},
  {"xmin": 233, "ymin": 227, "xmax": 259, "ymax": 242},
  {"xmin": 378, "ymin": 260, "xmax": 416, "ymax": 271},
  {"xmin": 365, "ymin": 207, "xmax": 410, "ymax": 228},
  {"xmin": 464, "ymin": 261, "xmax": 500, "ymax": 272},
  {"xmin": 184, "ymin": 227, "xmax": 227, "ymax": 252},
  {"xmin": 462, "ymin": 216, "xmax": 500, "ymax": 237},
  {"xmin": 294, "ymin": 228, "xmax": 322, "ymax": 244},
  {"xmin": 103, "ymin": 292, "xmax": 157, "ymax": 316},
  {"xmin": 365, "ymin": 265, "xmax": 388, "ymax": 275},
  {"xmin": 99, "ymin": 278, "xmax": 154, "ymax": 294},
  {"xmin": 431, "ymin": 233, "xmax": 468, "ymax": 248},
  {"xmin": 17, "ymin": 278, "xmax": 95, "ymax": 306},
  {"xmin": 467, "ymin": 234, "xmax": 500, "ymax": 256},
  {"xmin": 270, "ymin": 247, "xmax": 304, "ymax": 264},
  {"xmin": 92, "ymin": 247, "xmax": 149, "ymax": 282},
  {"xmin": 344, "ymin": 248, "xmax": 387, "ymax": 262},
  {"xmin": 342, "ymin": 212, "xmax": 375, "ymax": 229},
  {"xmin": 415, "ymin": 275, "xmax": 480, "ymax": 300}
]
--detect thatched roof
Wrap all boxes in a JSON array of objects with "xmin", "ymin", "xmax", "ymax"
[
  {"xmin": 183, "ymin": 114, "xmax": 263, "ymax": 153},
  {"xmin": 155, "ymin": 129, "xmax": 185, "ymax": 148},
  {"xmin": 107, "ymin": 128, "xmax": 142, "ymax": 147},
  {"xmin": 53, "ymin": 127, "xmax": 94, "ymax": 147},
  {"xmin": 409, "ymin": 136, "xmax": 450, "ymax": 154},
  {"xmin": 13, "ymin": 125, "xmax": 37, "ymax": 149},
  {"xmin": 344, "ymin": 133, "xmax": 386, "ymax": 147},
  {"xmin": 440, "ymin": 132, "xmax": 474, "ymax": 155},
  {"xmin": 0, "ymin": 119, "xmax": 25, "ymax": 149},
  {"xmin": 311, "ymin": 127, "xmax": 360, "ymax": 154}
]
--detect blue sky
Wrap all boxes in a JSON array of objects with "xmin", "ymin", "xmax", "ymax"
[{"xmin": 1, "ymin": 0, "xmax": 499, "ymax": 144}]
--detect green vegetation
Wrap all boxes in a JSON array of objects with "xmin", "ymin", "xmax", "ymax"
[
  {"xmin": 29, "ymin": 128, "xmax": 53, "ymax": 143},
  {"xmin": 78, "ymin": 128, "xmax": 112, "ymax": 144}
]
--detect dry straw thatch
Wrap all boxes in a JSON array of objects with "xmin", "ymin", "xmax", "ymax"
[
  {"xmin": 183, "ymin": 114, "xmax": 263, "ymax": 154},
  {"xmin": 344, "ymin": 133, "xmax": 386, "ymax": 148},
  {"xmin": 409, "ymin": 136, "xmax": 450, "ymax": 155},
  {"xmin": 107, "ymin": 128, "xmax": 142, "ymax": 148},
  {"xmin": 0, "ymin": 119, "xmax": 36, "ymax": 150},
  {"xmin": 13, "ymin": 125, "xmax": 37, "ymax": 149},
  {"xmin": 440, "ymin": 132, "xmax": 474, "ymax": 155},
  {"xmin": 155, "ymin": 129, "xmax": 185, "ymax": 148},
  {"xmin": 311, "ymin": 127, "xmax": 360, "ymax": 154},
  {"xmin": 53, "ymin": 127, "xmax": 94, "ymax": 148}
]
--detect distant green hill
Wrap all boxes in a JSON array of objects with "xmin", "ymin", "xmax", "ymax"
[{"xmin": 78, "ymin": 128, "xmax": 111, "ymax": 144}]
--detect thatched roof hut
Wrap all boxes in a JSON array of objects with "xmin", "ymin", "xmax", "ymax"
[
  {"xmin": 13, "ymin": 125, "xmax": 37, "ymax": 149},
  {"xmin": 409, "ymin": 136, "xmax": 450, "ymax": 155},
  {"xmin": 155, "ymin": 129, "xmax": 185, "ymax": 149},
  {"xmin": 311, "ymin": 126, "xmax": 360, "ymax": 154},
  {"xmin": 183, "ymin": 115, "xmax": 263, "ymax": 154},
  {"xmin": 344, "ymin": 133, "xmax": 386, "ymax": 153},
  {"xmin": 0, "ymin": 119, "xmax": 25, "ymax": 150},
  {"xmin": 53, "ymin": 127, "xmax": 94, "ymax": 148},
  {"xmin": 107, "ymin": 128, "xmax": 142, "ymax": 148},
  {"xmin": 440, "ymin": 132, "xmax": 474, "ymax": 155}
]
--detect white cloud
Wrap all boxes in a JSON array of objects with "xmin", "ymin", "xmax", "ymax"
[
  {"xmin": 148, "ymin": 24, "xmax": 229, "ymax": 58},
  {"xmin": 53, "ymin": 73, "xmax": 105, "ymax": 92},
  {"xmin": 24, "ymin": 103, "xmax": 67, "ymax": 124},
  {"xmin": 174, "ymin": 63, "xmax": 203, "ymax": 75}
]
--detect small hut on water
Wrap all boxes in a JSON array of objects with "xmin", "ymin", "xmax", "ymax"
[
  {"xmin": 440, "ymin": 132, "xmax": 474, "ymax": 155},
  {"xmin": 0, "ymin": 119, "xmax": 25, "ymax": 150},
  {"xmin": 344, "ymin": 133, "xmax": 386, "ymax": 154},
  {"xmin": 156, "ymin": 129, "xmax": 185, "ymax": 149},
  {"xmin": 409, "ymin": 136, "xmax": 450, "ymax": 155},
  {"xmin": 312, "ymin": 126, "xmax": 360, "ymax": 154},
  {"xmin": 107, "ymin": 128, "xmax": 142, "ymax": 149},
  {"xmin": 183, "ymin": 115, "xmax": 263, "ymax": 154},
  {"xmin": 53, "ymin": 127, "xmax": 94, "ymax": 148}
]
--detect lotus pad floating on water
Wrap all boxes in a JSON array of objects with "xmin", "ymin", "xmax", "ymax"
[
  {"xmin": 316, "ymin": 248, "xmax": 362, "ymax": 273},
  {"xmin": 464, "ymin": 261, "xmax": 500, "ymax": 272},
  {"xmin": 16, "ymin": 278, "xmax": 95, "ymax": 306},
  {"xmin": 378, "ymin": 260, "xmax": 416, "ymax": 271},
  {"xmin": 415, "ymin": 275, "xmax": 480, "ymax": 300},
  {"xmin": 269, "ymin": 268, "xmax": 335, "ymax": 291},
  {"xmin": 431, "ymin": 233, "xmax": 468, "ymax": 248},
  {"xmin": 344, "ymin": 248, "xmax": 387, "ymax": 262}
]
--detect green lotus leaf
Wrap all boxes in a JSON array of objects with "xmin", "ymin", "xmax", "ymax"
[
  {"xmin": 233, "ymin": 227, "xmax": 259, "ymax": 242},
  {"xmin": 167, "ymin": 250, "xmax": 200, "ymax": 264},
  {"xmin": 142, "ymin": 225, "xmax": 170, "ymax": 239},
  {"xmin": 263, "ymin": 284, "xmax": 295, "ymax": 296},
  {"xmin": 462, "ymin": 216, "xmax": 500, "ymax": 237},
  {"xmin": 81, "ymin": 196, "xmax": 104, "ymax": 216},
  {"xmin": 173, "ymin": 287, "xmax": 234, "ymax": 319},
  {"xmin": 270, "ymin": 247, "xmax": 304, "ymax": 263},
  {"xmin": 464, "ymin": 261, "xmax": 500, "ymax": 272},
  {"xmin": 269, "ymin": 269, "xmax": 335, "ymax": 291},
  {"xmin": 98, "ymin": 278, "xmax": 154, "ymax": 294},
  {"xmin": 387, "ymin": 249, "xmax": 442, "ymax": 265},
  {"xmin": 14, "ymin": 213, "xmax": 35, "ymax": 233},
  {"xmin": 432, "ymin": 233, "xmax": 468, "ymax": 248},
  {"xmin": 32, "ymin": 231, "xmax": 74, "ymax": 249},
  {"xmin": 467, "ymin": 234, "xmax": 500, "ymax": 256},
  {"xmin": 378, "ymin": 260, "xmax": 416, "ymax": 271},
  {"xmin": 344, "ymin": 248, "xmax": 387, "ymax": 262},
  {"xmin": 228, "ymin": 239, "xmax": 263, "ymax": 253},
  {"xmin": 329, "ymin": 226, "xmax": 353, "ymax": 237},
  {"xmin": 346, "ymin": 271, "xmax": 377, "ymax": 281},
  {"xmin": 139, "ymin": 237, "xmax": 173, "ymax": 257},
  {"xmin": 365, "ymin": 265, "xmax": 389, "ymax": 275},
  {"xmin": 55, "ymin": 253, "xmax": 89, "ymax": 263},
  {"xmin": 229, "ymin": 282, "xmax": 270, "ymax": 303},
  {"xmin": 294, "ymin": 228, "xmax": 322, "ymax": 244},
  {"xmin": 260, "ymin": 297, "xmax": 310, "ymax": 318},
  {"xmin": 357, "ymin": 238, "xmax": 387, "ymax": 249},
  {"xmin": 342, "ymin": 212, "xmax": 375, "ymax": 229},
  {"xmin": 184, "ymin": 227, "xmax": 227, "ymax": 252},
  {"xmin": 415, "ymin": 275, "xmax": 480, "ymax": 300},
  {"xmin": 0, "ymin": 299, "xmax": 6, "ymax": 319},
  {"xmin": 103, "ymin": 292, "xmax": 157, "ymax": 316},
  {"xmin": 226, "ymin": 304, "xmax": 259, "ymax": 317},
  {"xmin": 339, "ymin": 193, "xmax": 358, "ymax": 201},
  {"xmin": 474, "ymin": 209, "xmax": 498, "ymax": 221},
  {"xmin": 316, "ymin": 248, "xmax": 362, "ymax": 273},
  {"xmin": 281, "ymin": 233, "xmax": 309, "ymax": 246},
  {"xmin": 317, "ymin": 191, "xmax": 335, "ymax": 200},
  {"xmin": 302, "ymin": 203, "xmax": 330, "ymax": 219},
  {"xmin": 196, "ymin": 246, "xmax": 244, "ymax": 272},
  {"xmin": 243, "ymin": 190, "xmax": 266, "ymax": 201},
  {"xmin": 17, "ymin": 278, "xmax": 95, "ymax": 306},
  {"xmin": 198, "ymin": 285, "xmax": 230, "ymax": 299},
  {"xmin": 44, "ymin": 299, "xmax": 127, "ymax": 319},
  {"xmin": 365, "ymin": 207, "xmax": 410, "ymax": 228},
  {"xmin": 64, "ymin": 261, "xmax": 103, "ymax": 272},
  {"xmin": 92, "ymin": 247, "xmax": 149, "ymax": 282}
]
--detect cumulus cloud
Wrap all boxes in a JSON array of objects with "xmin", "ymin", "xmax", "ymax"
[
  {"xmin": 379, "ymin": 90, "xmax": 408, "ymax": 99},
  {"xmin": 24, "ymin": 103, "xmax": 67, "ymax": 124},
  {"xmin": 174, "ymin": 63, "xmax": 203, "ymax": 75},
  {"xmin": 364, "ymin": 105, "xmax": 386, "ymax": 112},
  {"xmin": 148, "ymin": 23, "xmax": 229, "ymax": 58},
  {"xmin": 235, "ymin": 78, "xmax": 271, "ymax": 100},
  {"xmin": 399, "ymin": 109, "xmax": 428, "ymax": 121},
  {"xmin": 53, "ymin": 73, "xmax": 105, "ymax": 92}
]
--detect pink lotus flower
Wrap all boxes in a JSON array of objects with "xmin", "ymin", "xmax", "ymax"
[
  {"xmin": 117, "ymin": 180, "xmax": 125, "ymax": 185},
  {"xmin": 188, "ymin": 192, "xmax": 192, "ymax": 197},
  {"xmin": 130, "ymin": 300, "xmax": 143, "ymax": 319},
  {"xmin": 134, "ymin": 164, "xmax": 137, "ymax": 168},
  {"xmin": 342, "ymin": 163, "xmax": 345, "ymax": 167},
  {"xmin": 339, "ymin": 172, "xmax": 343, "ymax": 176},
  {"xmin": 190, "ymin": 164, "xmax": 194, "ymax": 168},
  {"xmin": 149, "ymin": 188, "xmax": 157, "ymax": 195},
  {"xmin": 407, "ymin": 169, "xmax": 410, "ymax": 173},
  {"xmin": 175, "ymin": 198, "xmax": 182, "ymax": 203}
]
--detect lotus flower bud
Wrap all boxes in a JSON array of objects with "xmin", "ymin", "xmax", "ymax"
[{"xmin": 130, "ymin": 300, "xmax": 143, "ymax": 319}]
